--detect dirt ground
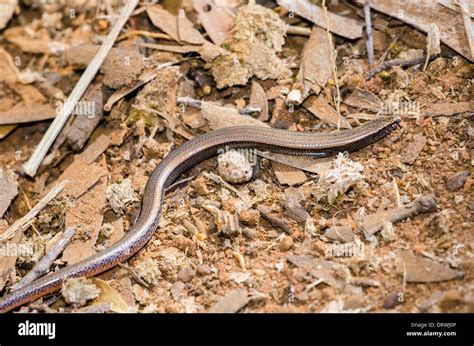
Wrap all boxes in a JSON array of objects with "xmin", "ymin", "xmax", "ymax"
[{"xmin": 0, "ymin": 0, "xmax": 472, "ymax": 313}]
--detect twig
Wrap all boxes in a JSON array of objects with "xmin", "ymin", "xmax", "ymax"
[
  {"xmin": 458, "ymin": 0, "xmax": 474, "ymax": 60},
  {"xmin": 11, "ymin": 227, "xmax": 75, "ymax": 291},
  {"xmin": 117, "ymin": 263, "xmax": 150, "ymax": 288},
  {"xmin": 21, "ymin": 0, "xmax": 139, "ymax": 177},
  {"xmin": 117, "ymin": 30, "xmax": 171, "ymax": 42},
  {"xmin": 257, "ymin": 205, "xmax": 292, "ymax": 234},
  {"xmin": 177, "ymin": 97, "xmax": 261, "ymax": 115},
  {"xmin": 202, "ymin": 171, "xmax": 251, "ymax": 208},
  {"xmin": 376, "ymin": 29, "xmax": 404, "ymax": 66},
  {"xmin": 321, "ymin": 0, "xmax": 342, "ymax": 130},
  {"xmin": 365, "ymin": 52, "xmax": 456, "ymax": 80},
  {"xmin": 362, "ymin": 195, "xmax": 437, "ymax": 236},
  {"xmin": 0, "ymin": 180, "xmax": 68, "ymax": 243},
  {"xmin": 364, "ymin": 0, "xmax": 374, "ymax": 66}
]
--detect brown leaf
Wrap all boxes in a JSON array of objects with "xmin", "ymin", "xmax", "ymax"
[
  {"xmin": 249, "ymin": 80, "xmax": 269, "ymax": 121},
  {"xmin": 304, "ymin": 95, "xmax": 351, "ymax": 128},
  {"xmin": 401, "ymin": 133, "xmax": 426, "ymax": 165},
  {"xmin": 294, "ymin": 26, "xmax": 332, "ymax": 101},
  {"xmin": 209, "ymin": 289, "xmax": 249, "ymax": 313},
  {"xmin": 277, "ymin": 0, "xmax": 363, "ymax": 40},
  {"xmin": 0, "ymin": 103, "xmax": 55, "ymax": 125},
  {"xmin": 396, "ymin": 250, "xmax": 464, "ymax": 283},
  {"xmin": 272, "ymin": 161, "xmax": 307, "ymax": 186},
  {"xmin": 343, "ymin": 88, "xmax": 383, "ymax": 112},
  {"xmin": 193, "ymin": 0, "xmax": 235, "ymax": 46},
  {"xmin": 0, "ymin": 167, "xmax": 18, "ymax": 218}
]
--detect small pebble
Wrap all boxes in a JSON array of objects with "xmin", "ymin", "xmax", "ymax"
[
  {"xmin": 383, "ymin": 291, "xmax": 401, "ymax": 309},
  {"xmin": 192, "ymin": 176, "xmax": 210, "ymax": 195},
  {"xmin": 242, "ymin": 227, "xmax": 257, "ymax": 239},
  {"xmin": 217, "ymin": 149, "xmax": 253, "ymax": 184},
  {"xmin": 446, "ymin": 171, "xmax": 469, "ymax": 192},
  {"xmin": 279, "ymin": 235, "xmax": 294, "ymax": 252},
  {"xmin": 196, "ymin": 264, "xmax": 212, "ymax": 276},
  {"xmin": 380, "ymin": 221, "xmax": 395, "ymax": 242},
  {"xmin": 238, "ymin": 209, "xmax": 260, "ymax": 226},
  {"xmin": 177, "ymin": 265, "xmax": 196, "ymax": 283}
]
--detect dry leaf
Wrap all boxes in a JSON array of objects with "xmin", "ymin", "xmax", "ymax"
[{"xmin": 90, "ymin": 278, "xmax": 134, "ymax": 313}]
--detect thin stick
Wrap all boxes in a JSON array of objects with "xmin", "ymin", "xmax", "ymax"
[
  {"xmin": 22, "ymin": 0, "xmax": 139, "ymax": 177},
  {"xmin": 177, "ymin": 97, "xmax": 261, "ymax": 115},
  {"xmin": 364, "ymin": 0, "xmax": 374, "ymax": 66},
  {"xmin": 376, "ymin": 29, "xmax": 404, "ymax": 66},
  {"xmin": 117, "ymin": 30, "xmax": 171, "ymax": 42},
  {"xmin": 117, "ymin": 263, "xmax": 150, "ymax": 288},
  {"xmin": 365, "ymin": 52, "xmax": 456, "ymax": 80},
  {"xmin": 11, "ymin": 227, "xmax": 75, "ymax": 291},
  {"xmin": 458, "ymin": 0, "xmax": 474, "ymax": 60},
  {"xmin": 287, "ymin": 25, "xmax": 311, "ymax": 36},
  {"xmin": 321, "ymin": 0, "xmax": 342, "ymax": 130},
  {"xmin": 0, "ymin": 180, "xmax": 68, "ymax": 243}
]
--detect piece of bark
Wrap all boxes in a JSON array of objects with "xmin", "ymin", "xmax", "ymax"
[
  {"xmin": 401, "ymin": 133, "xmax": 427, "ymax": 165},
  {"xmin": 249, "ymin": 80, "xmax": 269, "ymax": 121},
  {"xmin": 55, "ymin": 157, "xmax": 108, "ymax": 199},
  {"xmin": 66, "ymin": 83, "xmax": 105, "ymax": 151},
  {"xmin": 209, "ymin": 289, "xmax": 249, "ymax": 313},
  {"xmin": 362, "ymin": 195, "xmax": 437, "ymax": 236},
  {"xmin": 78, "ymin": 134, "xmax": 111, "ymax": 165},
  {"xmin": 0, "ymin": 103, "xmax": 56, "ymax": 125},
  {"xmin": 368, "ymin": 0, "xmax": 473, "ymax": 62},
  {"xmin": 396, "ymin": 250, "xmax": 464, "ymax": 283},
  {"xmin": 324, "ymin": 225, "xmax": 354, "ymax": 243},
  {"xmin": 293, "ymin": 26, "xmax": 332, "ymax": 102},
  {"xmin": 272, "ymin": 161, "xmax": 307, "ymax": 186},
  {"xmin": 62, "ymin": 163, "xmax": 108, "ymax": 265},
  {"xmin": 193, "ymin": 0, "xmax": 234, "ymax": 46},
  {"xmin": 304, "ymin": 95, "xmax": 351, "ymax": 128},
  {"xmin": 424, "ymin": 101, "xmax": 474, "ymax": 117},
  {"xmin": 0, "ymin": 167, "xmax": 18, "ymax": 218},
  {"xmin": 277, "ymin": 0, "xmax": 364, "ymax": 40},
  {"xmin": 343, "ymin": 88, "xmax": 383, "ymax": 112}
]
